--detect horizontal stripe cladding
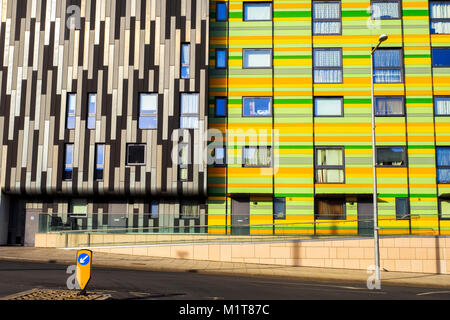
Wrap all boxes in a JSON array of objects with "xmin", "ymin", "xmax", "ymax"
[
  {"xmin": 0, "ymin": 0, "xmax": 209, "ymax": 197},
  {"xmin": 208, "ymin": 0, "xmax": 450, "ymax": 235}
]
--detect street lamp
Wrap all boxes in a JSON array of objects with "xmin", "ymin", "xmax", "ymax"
[{"xmin": 370, "ymin": 34, "xmax": 388, "ymax": 287}]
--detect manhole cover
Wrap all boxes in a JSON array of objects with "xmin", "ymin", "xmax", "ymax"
[{"xmin": 1, "ymin": 289, "xmax": 111, "ymax": 300}]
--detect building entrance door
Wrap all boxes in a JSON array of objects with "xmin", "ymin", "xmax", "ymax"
[
  {"xmin": 358, "ymin": 199, "xmax": 374, "ymax": 236},
  {"xmin": 231, "ymin": 198, "xmax": 250, "ymax": 236}
]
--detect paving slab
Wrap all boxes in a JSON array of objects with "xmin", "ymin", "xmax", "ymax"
[{"xmin": 0, "ymin": 247, "xmax": 449, "ymax": 289}]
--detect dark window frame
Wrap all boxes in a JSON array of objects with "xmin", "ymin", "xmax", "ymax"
[
  {"xmin": 180, "ymin": 201, "xmax": 200, "ymax": 219},
  {"xmin": 273, "ymin": 197, "xmax": 286, "ymax": 220},
  {"xmin": 395, "ymin": 197, "xmax": 410, "ymax": 220},
  {"xmin": 180, "ymin": 92, "xmax": 200, "ymax": 129},
  {"xmin": 243, "ymin": 2, "xmax": 273, "ymax": 21},
  {"xmin": 314, "ymin": 146, "xmax": 345, "ymax": 184},
  {"xmin": 312, "ymin": 0, "xmax": 342, "ymax": 35},
  {"xmin": 313, "ymin": 96, "xmax": 344, "ymax": 117},
  {"xmin": 242, "ymin": 48, "xmax": 273, "ymax": 69},
  {"xmin": 66, "ymin": 93, "xmax": 76, "ymax": 130},
  {"xmin": 434, "ymin": 95, "xmax": 450, "ymax": 117},
  {"xmin": 126, "ymin": 143, "xmax": 146, "ymax": 166},
  {"xmin": 372, "ymin": 47, "xmax": 404, "ymax": 84},
  {"xmin": 242, "ymin": 146, "xmax": 273, "ymax": 168},
  {"xmin": 180, "ymin": 43, "xmax": 191, "ymax": 79},
  {"xmin": 94, "ymin": 144, "xmax": 105, "ymax": 181},
  {"xmin": 138, "ymin": 92, "xmax": 158, "ymax": 130},
  {"xmin": 178, "ymin": 142, "xmax": 190, "ymax": 182},
  {"xmin": 314, "ymin": 197, "xmax": 347, "ymax": 220},
  {"xmin": 375, "ymin": 146, "xmax": 408, "ymax": 167},
  {"xmin": 313, "ymin": 47, "xmax": 343, "ymax": 84},
  {"xmin": 438, "ymin": 198, "xmax": 450, "ymax": 220},
  {"xmin": 215, "ymin": 96, "xmax": 228, "ymax": 117},
  {"xmin": 216, "ymin": 1, "xmax": 229, "ymax": 22},
  {"xmin": 215, "ymin": 48, "xmax": 228, "ymax": 69},
  {"xmin": 63, "ymin": 143, "xmax": 74, "ymax": 181},
  {"xmin": 436, "ymin": 146, "xmax": 450, "ymax": 184},
  {"xmin": 429, "ymin": 1, "xmax": 450, "ymax": 35},
  {"xmin": 374, "ymin": 95, "xmax": 406, "ymax": 117},
  {"xmin": 242, "ymin": 96, "xmax": 273, "ymax": 117},
  {"xmin": 431, "ymin": 47, "xmax": 450, "ymax": 67},
  {"xmin": 370, "ymin": 0, "xmax": 402, "ymax": 20}
]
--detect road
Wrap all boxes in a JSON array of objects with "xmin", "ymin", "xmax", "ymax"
[{"xmin": 0, "ymin": 260, "xmax": 449, "ymax": 300}]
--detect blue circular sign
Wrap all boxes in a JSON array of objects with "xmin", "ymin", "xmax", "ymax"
[{"xmin": 78, "ymin": 253, "xmax": 90, "ymax": 266}]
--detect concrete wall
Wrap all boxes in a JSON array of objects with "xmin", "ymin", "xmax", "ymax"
[{"xmin": 35, "ymin": 234, "xmax": 450, "ymax": 274}]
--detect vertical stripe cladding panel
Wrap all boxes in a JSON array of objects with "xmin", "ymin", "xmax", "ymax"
[{"xmin": 0, "ymin": 0, "xmax": 209, "ymax": 198}]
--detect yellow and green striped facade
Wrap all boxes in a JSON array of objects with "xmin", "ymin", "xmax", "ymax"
[{"xmin": 207, "ymin": 0, "xmax": 450, "ymax": 235}]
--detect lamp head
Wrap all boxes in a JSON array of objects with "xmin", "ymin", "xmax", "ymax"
[{"xmin": 379, "ymin": 34, "xmax": 388, "ymax": 43}]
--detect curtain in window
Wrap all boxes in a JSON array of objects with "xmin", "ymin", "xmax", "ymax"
[
  {"xmin": 316, "ymin": 199, "xmax": 344, "ymax": 218},
  {"xmin": 72, "ymin": 200, "xmax": 87, "ymax": 215},
  {"xmin": 372, "ymin": 2, "xmax": 400, "ymax": 19},
  {"xmin": 180, "ymin": 203, "xmax": 199, "ymax": 218},
  {"xmin": 374, "ymin": 69, "xmax": 402, "ymax": 83},
  {"xmin": 435, "ymin": 97, "xmax": 450, "ymax": 115},
  {"xmin": 244, "ymin": 4, "xmax": 271, "ymax": 20},
  {"xmin": 140, "ymin": 94, "xmax": 158, "ymax": 114},
  {"xmin": 317, "ymin": 149, "xmax": 343, "ymax": 166},
  {"xmin": 316, "ymin": 169, "xmax": 344, "ymax": 183},
  {"xmin": 313, "ymin": 22, "xmax": 341, "ymax": 35},
  {"xmin": 437, "ymin": 148, "xmax": 450, "ymax": 166},
  {"xmin": 180, "ymin": 94, "xmax": 199, "ymax": 129},
  {"xmin": 430, "ymin": 2, "xmax": 450, "ymax": 19},
  {"xmin": 431, "ymin": 22, "xmax": 450, "ymax": 34},
  {"xmin": 441, "ymin": 200, "xmax": 450, "ymax": 218},
  {"xmin": 314, "ymin": 49, "xmax": 341, "ymax": 67},
  {"xmin": 314, "ymin": 70, "xmax": 342, "ymax": 83},
  {"xmin": 244, "ymin": 147, "xmax": 271, "ymax": 166},
  {"xmin": 374, "ymin": 49, "xmax": 401, "ymax": 67},
  {"xmin": 438, "ymin": 169, "xmax": 450, "ymax": 184},
  {"xmin": 313, "ymin": 2, "xmax": 340, "ymax": 19},
  {"xmin": 375, "ymin": 97, "xmax": 403, "ymax": 115},
  {"xmin": 244, "ymin": 50, "xmax": 271, "ymax": 68},
  {"xmin": 315, "ymin": 98, "xmax": 342, "ymax": 116}
]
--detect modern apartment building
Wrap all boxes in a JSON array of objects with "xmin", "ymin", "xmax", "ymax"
[
  {"xmin": 208, "ymin": 0, "xmax": 450, "ymax": 236},
  {"xmin": 0, "ymin": 0, "xmax": 209, "ymax": 245},
  {"xmin": 1, "ymin": 0, "xmax": 450, "ymax": 246}
]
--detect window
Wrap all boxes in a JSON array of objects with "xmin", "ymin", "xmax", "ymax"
[
  {"xmin": 371, "ymin": 0, "xmax": 401, "ymax": 19},
  {"xmin": 396, "ymin": 198, "xmax": 410, "ymax": 220},
  {"xmin": 373, "ymin": 48, "xmax": 403, "ymax": 83},
  {"xmin": 180, "ymin": 201, "xmax": 200, "ymax": 219},
  {"xmin": 181, "ymin": 43, "xmax": 190, "ymax": 79},
  {"xmin": 274, "ymin": 198, "xmax": 286, "ymax": 220},
  {"xmin": 214, "ymin": 147, "xmax": 226, "ymax": 167},
  {"xmin": 435, "ymin": 97, "xmax": 450, "ymax": 116},
  {"xmin": 312, "ymin": 1, "xmax": 342, "ymax": 35},
  {"xmin": 215, "ymin": 97, "xmax": 227, "ymax": 117},
  {"xmin": 178, "ymin": 143, "xmax": 189, "ymax": 181},
  {"xmin": 315, "ymin": 147, "xmax": 345, "ymax": 183},
  {"xmin": 216, "ymin": 2, "xmax": 228, "ymax": 21},
  {"xmin": 126, "ymin": 144, "xmax": 145, "ymax": 165},
  {"xmin": 376, "ymin": 147, "xmax": 407, "ymax": 166},
  {"xmin": 151, "ymin": 200, "xmax": 159, "ymax": 219},
  {"xmin": 432, "ymin": 48, "xmax": 450, "ymax": 67},
  {"xmin": 87, "ymin": 93, "xmax": 96, "ymax": 129},
  {"xmin": 430, "ymin": 1, "xmax": 450, "ymax": 34},
  {"xmin": 216, "ymin": 49, "xmax": 227, "ymax": 69},
  {"xmin": 313, "ymin": 48, "xmax": 342, "ymax": 83},
  {"xmin": 439, "ymin": 198, "xmax": 450, "ymax": 219},
  {"xmin": 139, "ymin": 93, "xmax": 158, "ymax": 129},
  {"xmin": 315, "ymin": 198, "xmax": 346, "ymax": 220},
  {"xmin": 63, "ymin": 144, "xmax": 74, "ymax": 180},
  {"xmin": 437, "ymin": 147, "xmax": 450, "ymax": 184},
  {"xmin": 314, "ymin": 97, "xmax": 343, "ymax": 116},
  {"xmin": 375, "ymin": 96, "xmax": 405, "ymax": 116},
  {"xmin": 243, "ymin": 2, "xmax": 272, "ymax": 21},
  {"xmin": 243, "ymin": 97, "xmax": 272, "ymax": 117},
  {"xmin": 66, "ymin": 93, "xmax": 76, "ymax": 129},
  {"xmin": 94, "ymin": 144, "xmax": 105, "ymax": 181},
  {"xmin": 70, "ymin": 199, "xmax": 87, "ymax": 218},
  {"xmin": 243, "ymin": 146, "xmax": 272, "ymax": 167},
  {"xmin": 243, "ymin": 49, "xmax": 272, "ymax": 68},
  {"xmin": 180, "ymin": 93, "xmax": 199, "ymax": 129}
]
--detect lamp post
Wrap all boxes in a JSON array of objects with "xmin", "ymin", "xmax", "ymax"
[{"xmin": 370, "ymin": 34, "xmax": 388, "ymax": 286}]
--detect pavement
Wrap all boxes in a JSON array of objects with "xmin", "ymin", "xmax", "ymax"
[{"xmin": 0, "ymin": 246, "xmax": 450, "ymax": 289}]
